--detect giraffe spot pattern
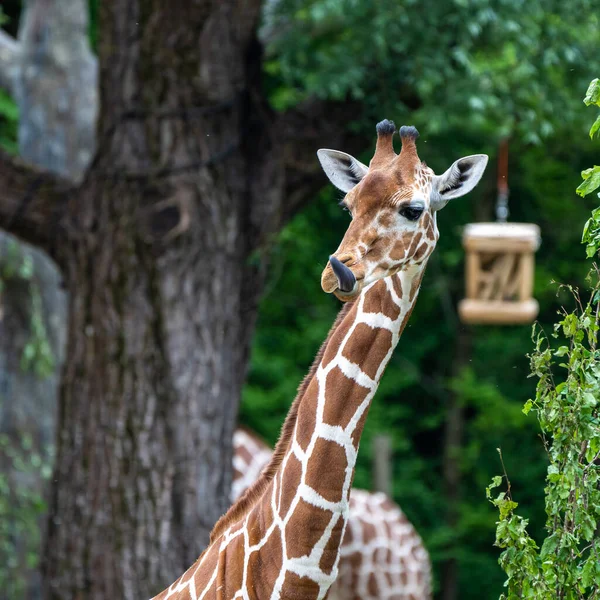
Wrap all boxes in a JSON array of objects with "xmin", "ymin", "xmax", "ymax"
[{"xmin": 389, "ymin": 241, "xmax": 407, "ymax": 262}]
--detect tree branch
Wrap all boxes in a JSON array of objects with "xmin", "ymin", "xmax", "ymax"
[
  {"xmin": 0, "ymin": 149, "xmax": 72, "ymax": 252},
  {"xmin": 0, "ymin": 29, "xmax": 18, "ymax": 93}
]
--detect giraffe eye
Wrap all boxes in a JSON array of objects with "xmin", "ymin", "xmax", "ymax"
[{"xmin": 399, "ymin": 206, "xmax": 424, "ymax": 221}]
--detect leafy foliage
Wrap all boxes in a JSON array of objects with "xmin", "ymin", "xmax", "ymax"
[
  {"xmin": 580, "ymin": 81, "xmax": 600, "ymax": 258},
  {"xmin": 0, "ymin": 240, "xmax": 55, "ymax": 378},
  {"xmin": 0, "ymin": 89, "xmax": 18, "ymax": 154},
  {"xmin": 243, "ymin": 4, "xmax": 600, "ymax": 597},
  {"xmin": 486, "ymin": 81, "xmax": 600, "ymax": 599},
  {"xmin": 0, "ymin": 433, "xmax": 51, "ymax": 598},
  {"xmin": 0, "ymin": 241, "xmax": 55, "ymax": 594},
  {"xmin": 263, "ymin": 0, "xmax": 599, "ymax": 141},
  {"xmin": 488, "ymin": 279, "xmax": 600, "ymax": 598}
]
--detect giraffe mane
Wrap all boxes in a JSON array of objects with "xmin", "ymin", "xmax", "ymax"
[{"xmin": 210, "ymin": 300, "xmax": 355, "ymax": 543}]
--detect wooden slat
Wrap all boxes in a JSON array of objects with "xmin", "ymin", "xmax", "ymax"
[
  {"xmin": 480, "ymin": 254, "xmax": 512, "ymax": 301},
  {"xmin": 463, "ymin": 237, "xmax": 538, "ymax": 253},
  {"xmin": 465, "ymin": 251, "xmax": 480, "ymax": 299},
  {"xmin": 504, "ymin": 268, "xmax": 521, "ymax": 299},
  {"xmin": 519, "ymin": 252, "xmax": 535, "ymax": 301},
  {"xmin": 458, "ymin": 299, "xmax": 539, "ymax": 325},
  {"xmin": 493, "ymin": 253, "xmax": 516, "ymax": 300},
  {"xmin": 463, "ymin": 222, "xmax": 540, "ymax": 242}
]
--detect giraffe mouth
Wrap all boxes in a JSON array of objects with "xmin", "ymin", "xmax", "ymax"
[{"xmin": 321, "ymin": 255, "xmax": 364, "ymax": 300}]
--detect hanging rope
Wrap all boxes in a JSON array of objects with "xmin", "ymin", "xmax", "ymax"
[{"xmin": 496, "ymin": 138, "xmax": 509, "ymax": 222}]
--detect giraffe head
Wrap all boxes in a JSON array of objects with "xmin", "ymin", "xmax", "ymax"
[{"xmin": 319, "ymin": 120, "xmax": 488, "ymax": 301}]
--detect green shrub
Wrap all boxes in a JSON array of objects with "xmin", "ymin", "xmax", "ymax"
[{"xmin": 488, "ymin": 79, "xmax": 600, "ymax": 599}]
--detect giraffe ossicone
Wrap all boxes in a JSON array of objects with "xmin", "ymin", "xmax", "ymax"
[{"xmin": 151, "ymin": 121, "xmax": 487, "ymax": 600}]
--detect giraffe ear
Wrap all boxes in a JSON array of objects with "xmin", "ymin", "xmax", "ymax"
[
  {"xmin": 317, "ymin": 149, "xmax": 369, "ymax": 193},
  {"xmin": 431, "ymin": 154, "xmax": 488, "ymax": 210}
]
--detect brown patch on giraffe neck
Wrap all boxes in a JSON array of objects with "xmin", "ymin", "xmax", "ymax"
[
  {"xmin": 305, "ymin": 438, "xmax": 348, "ymax": 503},
  {"xmin": 285, "ymin": 499, "xmax": 332, "ymax": 558},
  {"xmin": 392, "ymin": 274, "xmax": 403, "ymax": 299},
  {"xmin": 247, "ymin": 524, "xmax": 283, "ymax": 597},
  {"xmin": 363, "ymin": 282, "xmax": 401, "ymax": 321},
  {"xmin": 322, "ymin": 365, "xmax": 370, "ymax": 429},
  {"xmin": 277, "ymin": 453, "xmax": 303, "ymax": 516},
  {"xmin": 210, "ymin": 301, "xmax": 356, "ymax": 543},
  {"xmin": 342, "ymin": 323, "xmax": 393, "ymax": 380}
]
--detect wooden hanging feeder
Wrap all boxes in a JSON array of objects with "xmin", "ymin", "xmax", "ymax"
[
  {"xmin": 458, "ymin": 139, "xmax": 541, "ymax": 325},
  {"xmin": 458, "ymin": 222, "xmax": 540, "ymax": 325}
]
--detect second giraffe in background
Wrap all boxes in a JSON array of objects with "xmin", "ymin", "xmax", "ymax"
[{"xmin": 232, "ymin": 428, "xmax": 432, "ymax": 600}]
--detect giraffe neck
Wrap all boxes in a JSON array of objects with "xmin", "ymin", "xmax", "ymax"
[
  {"xmin": 150, "ymin": 264, "xmax": 428, "ymax": 600},
  {"xmin": 271, "ymin": 262, "xmax": 427, "ymax": 598}
]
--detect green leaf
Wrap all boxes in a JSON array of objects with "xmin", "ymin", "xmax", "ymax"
[
  {"xmin": 576, "ymin": 166, "xmax": 600, "ymax": 198},
  {"xmin": 581, "ymin": 556, "xmax": 598, "ymax": 588},
  {"xmin": 584, "ymin": 78, "xmax": 600, "ymax": 107},
  {"xmin": 540, "ymin": 533, "xmax": 559, "ymax": 560},
  {"xmin": 590, "ymin": 114, "xmax": 600, "ymax": 139},
  {"xmin": 486, "ymin": 475, "xmax": 503, "ymax": 499},
  {"xmin": 0, "ymin": 91, "xmax": 17, "ymax": 122},
  {"xmin": 582, "ymin": 392, "xmax": 597, "ymax": 407}
]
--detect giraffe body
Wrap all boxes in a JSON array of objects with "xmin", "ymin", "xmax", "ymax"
[
  {"xmin": 231, "ymin": 428, "xmax": 432, "ymax": 600},
  {"xmin": 152, "ymin": 121, "xmax": 487, "ymax": 600}
]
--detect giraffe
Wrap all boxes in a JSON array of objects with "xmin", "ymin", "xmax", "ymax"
[
  {"xmin": 231, "ymin": 427, "xmax": 432, "ymax": 599},
  {"xmin": 151, "ymin": 120, "xmax": 488, "ymax": 600}
]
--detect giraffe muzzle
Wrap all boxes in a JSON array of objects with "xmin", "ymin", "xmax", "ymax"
[{"xmin": 328, "ymin": 255, "xmax": 357, "ymax": 293}]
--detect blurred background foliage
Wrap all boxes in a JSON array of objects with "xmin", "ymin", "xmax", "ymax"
[
  {"xmin": 240, "ymin": 0, "xmax": 600, "ymax": 598},
  {"xmin": 1, "ymin": 0, "xmax": 599, "ymax": 597}
]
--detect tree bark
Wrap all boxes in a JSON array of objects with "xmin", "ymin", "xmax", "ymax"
[
  {"xmin": 40, "ymin": 2, "xmax": 282, "ymax": 597},
  {"xmin": 0, "ymin": 150, "xmax": 72, "ymax": 250}
]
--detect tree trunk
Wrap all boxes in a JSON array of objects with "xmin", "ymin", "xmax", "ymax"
[
  {"xmin": 440, "ymin": 328, "xmax": 471, "ymax": 600},
  {"xmin": 40, "ymin": 2, "xmax": 282, "ymax": 597}
]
